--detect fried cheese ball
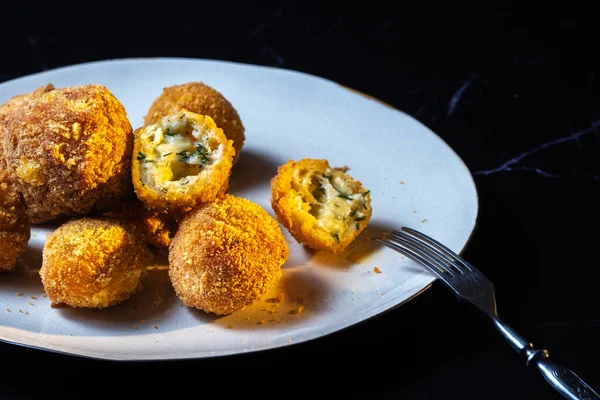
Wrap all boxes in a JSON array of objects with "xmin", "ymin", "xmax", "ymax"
[
  {"xmin": 169, "ymin": 194, "xmax": 289, "ymax": 315},
  {"xmin": 144, "ymin": 82, "xmax": 245, "ymax": 163},
  {"xmin": 271, "ymin": 158, "xmax": 372, "ymax": 253},
  {"xmin": 3, "ymin": 84, "xmax": 133, "ymax": 223},
  {"xmin": 0, "ymin": 160, "xmax": 30, "ymax": 271},
  {"xmin": 0, "ymin": 83, "xmax": 55, "ymax": 165},
  {"xmin": 40, "ymin": 217, "xmax": 152, "ymax": 309},
  {"xmin": 132, "ymin": 109, "xmax": 235, "ymax": 213},
  {"xmin": 104, "ymin": 196, "xmax": 179, "ymax": 249}
]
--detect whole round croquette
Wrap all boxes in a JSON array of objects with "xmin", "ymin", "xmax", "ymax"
[
  {"xmin": 168, "ymin": 194, "xmax": 289, "ymax": 315},
  {"xmin": 144, "ymin": 82, "xmax": 245, "ymax": 163},
  {"xmin": 0, "ymin": 159, "xmax": 30, "ymax": 271},
  {"xmin": 3, "ymin": 84, "xmax": 133, "ymax": 223},
  {"xmin": 40, "ymin": 217, "xmax": 153, "ymax": 309}
]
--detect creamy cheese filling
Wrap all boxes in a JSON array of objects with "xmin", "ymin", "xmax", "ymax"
[
  {"xmin": 294, "ymin": 168, "xmax": 368, "ymax": 238},
  {"xmin": 138, "ymin": 114, "xmax": 222, "ymax": 189}
]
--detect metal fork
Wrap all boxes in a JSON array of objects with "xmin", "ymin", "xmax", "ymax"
[{"xmin": 377, "ymin": 227, "xmax": 599, "ymax": 400}]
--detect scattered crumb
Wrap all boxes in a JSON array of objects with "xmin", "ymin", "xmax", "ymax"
[
  {"xmin": 28, "ymin": 302, "xmax": 34, "ymax": 306},
  {"xmin": 42, "ymin": 294, "xmax": 47, "ymax": 298},
  {"xmin": 30, "ymin": 296, "xmax": 37, "ymax": 300},
  {"xmin": 333, "ymin": 165, "xmax": 349, "ymax": 172},
  {"xmin": 153, "ymin": 325, "xmax": 159, "ymax": 329},
  {"xmin": 289, "ymin": 305, "xmax": 305, "ymax": 315},
  {"xmin": 132, "ymin": 324, "xmax": 138, "ymax": 329},
  {"xmin": 288, "ymin": 338, "xmax": 293, "ymax": 342},
  {"xmin": 16, "ymin": 292, "xmax": 23, "ymax": 297},
  {"xmin": 25, "ymin": 312, "xmax": 29, "ymax": 315},
  {"xmin": 18, "ymin": 309, "xmax": 23, "ymax": 313},
  {"xmin": 242, "ymin": 339, "xmax": 247, "ymax": 343},
  {"xmin": 421, "ymin": 219, "xmax": 428, "ymax": 223},
  {"xmin": 412, "ymin": 210, "xmax": 417, "ymax": 214},
  {"xmin": 400, "ymin": 181, "xmax": 405, "ymax": 185},
  {"xmin": 5, "ymin": 308, "xmax": 10, "ymax": 312},
  {"xmin": 374, "ymin": 267, "xmax": 382, "ymax": 274},
  {"xmin": 267, "ymin": 293, "xmax": 285, "ymax": 303}
]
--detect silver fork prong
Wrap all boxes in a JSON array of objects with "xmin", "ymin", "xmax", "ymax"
[
  {"xmin": 399, "ymin": 227, "xmax": 475, "ymax": 272},
  {"xmin": 376, "ymin": 235, "xmax": 456, "ymax": 285},
  {"xmin": 388, "ymin": 231, "xmax": 465, "ymax": 276}
]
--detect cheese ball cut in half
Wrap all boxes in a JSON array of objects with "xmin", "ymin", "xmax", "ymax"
[
  {"xmin": 0, "ymin": 161, "xmax": 30, "ymax": 271},
  {"xmin": 144, "ymin": 82, "xmax": 245, "ymax": 163},
  {"xmin": 271, "ymin": 158, "xmax": 372, "ymax": 253},
  {"xmin": 169, "ymin": 194, "xmax": 289, "ymax": 315},
  {"xmin": 132, "ymin": 109, "xmax": 235, "ymax": 212},
  {"xmin": 40, "ymin": 218, "xmax": 153, "ymax": 309},
  {"xmin": 3, "ymin": 84, "xmax": 133, "ymax": 223}
]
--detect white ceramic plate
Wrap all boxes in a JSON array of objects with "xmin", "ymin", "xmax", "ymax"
[{"xmin": 0, "ymin": 58, "xmax": 478, "ymax": 360}]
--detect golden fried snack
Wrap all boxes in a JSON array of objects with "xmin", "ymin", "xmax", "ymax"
[
  {"xmin": 271, "ymin": 158, "xmax": 372, "ymax": 253},
  {"xmin": 132, "ymin": 109, "xmax": 235, "ymax": 213},
  {"xmin": 0, "ymin": 84, "xmax": 55, "ymax": 164},
  {"xmin": 144, "ymin": 82, "xmax": 245, "ymax": 163},
  {"xmin": 40, "ymin": 217, "xmax": 152, "ymax": 309},
  {"xmin": 169, "ymin": 194, "xmax": 288, "ymax": 315},
  {"xmin": 104, "ymin": 196, "xmax": 179, "ymax": 249},
  {"xmin": 3, "ymin": 84, "xmax": 133, "ymax": 224},
  {"xmin": 0, "ymin": 160, "xmax": 30, "ymax": 271}
]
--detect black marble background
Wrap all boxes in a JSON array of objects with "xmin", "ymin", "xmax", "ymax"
[{"xmin": 1, "ymin": 2, "xmax": 599, "ymax": 399}]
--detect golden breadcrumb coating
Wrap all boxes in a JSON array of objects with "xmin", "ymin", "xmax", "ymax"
[
  {"xmin": 3, "ymin": 84, "xmax": 133, "ymax": 223},
  {"xmin": 0, "ymin": 84, "xmax": 55, "ymax": 168},
  {"xmin": 40, "ymin": 217, "xmax": 152, "ymax": 309},
  {"xmin": 271, "ymin": 158, "xmax": 372, "ymax": 253},
  {"xmin": 132, "ymin": 109, "xmax": 235, "ymax": 213},
  {"xmin": 0, "ymin": 161, "xmax": 30, "ymax": 271},
  {"xmin": 169, "ymin": 194, "xmax": 288, "ymax": 315},
  {"xmin": 144, "ymin": 82, "xmax": 245, "ymax": 163},
  {"xmin": 104, "ymin": 196, "xmax": 179, "ymax": 249}
]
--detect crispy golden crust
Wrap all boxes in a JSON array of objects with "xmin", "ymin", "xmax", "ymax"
[
  {"xmin": 132, "ymin": 110, "xmax": 235, "ymax": 213},
  {"xmin": 3, "ymin": 84, "xmax": 133, "ymax": 223},
  {"xmin": 104, "ymin": 196, "xmax": 179, "ymax": 249},
  {"xmin": 0, "ymin": 165, "xmax": 30, "ymax": 271},
  {"xmin": 271, "ymin": 158, "xmax": 372, "ymax": 253},
  {"xmin": 0, "ymin": 84, "xmax": 55, "ymax": 170},
  {"xmin": 40, "ymin": 217, "xmax": 152, "ymax": 309},
  {"xmin": 144, "ymin": 82, "xmax": 245, "ymax": 163},
  {"xmin": 169, "ymin": 194, "xmax": 288, "ymax": 315}
]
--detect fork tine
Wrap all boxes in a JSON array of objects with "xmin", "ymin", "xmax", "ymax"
[
  {"xmin": 399, "ymin": 227, "xmax": 475, "ymax": 272},
  {"xmin": 375, "ymin": 236, "xmax": 456, "ymax": 285},
  {"xmin": 388, "ymin": 231, "xmax": 465, "ymax": 276}
]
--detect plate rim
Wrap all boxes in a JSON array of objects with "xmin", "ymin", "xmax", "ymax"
[{"xmin": 0, "ymin": 57, "xmax": 480, "ymax": 361}]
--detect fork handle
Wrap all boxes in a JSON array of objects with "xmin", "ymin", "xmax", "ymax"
[
  {"xmin": 492, "ymin": 318, "xmax": 599, "ymax": 399},
  {"xmin": 526, "ymin": 347, "xmax": 599, "ymax": 400}
]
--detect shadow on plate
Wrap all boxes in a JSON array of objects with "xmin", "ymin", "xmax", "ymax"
[
  {"xmin": 228, "ymin": 148, "xmax": 282, "ymax": 192},
  {"xmin": 205, "ymin": 265, "xmax": 332, "ymax": 330},
  {"xmin": 307, "ymin": 220, "xmax": 401, "ymax": 270}
]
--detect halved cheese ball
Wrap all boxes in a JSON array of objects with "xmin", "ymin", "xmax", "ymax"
[
  {"xmin": 132, "ymin": 109, "xmax": 235, "ymax": 212},
  {"xmin": 271, "ymin": 158, "xmax": 372, "ymax": 253}
]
